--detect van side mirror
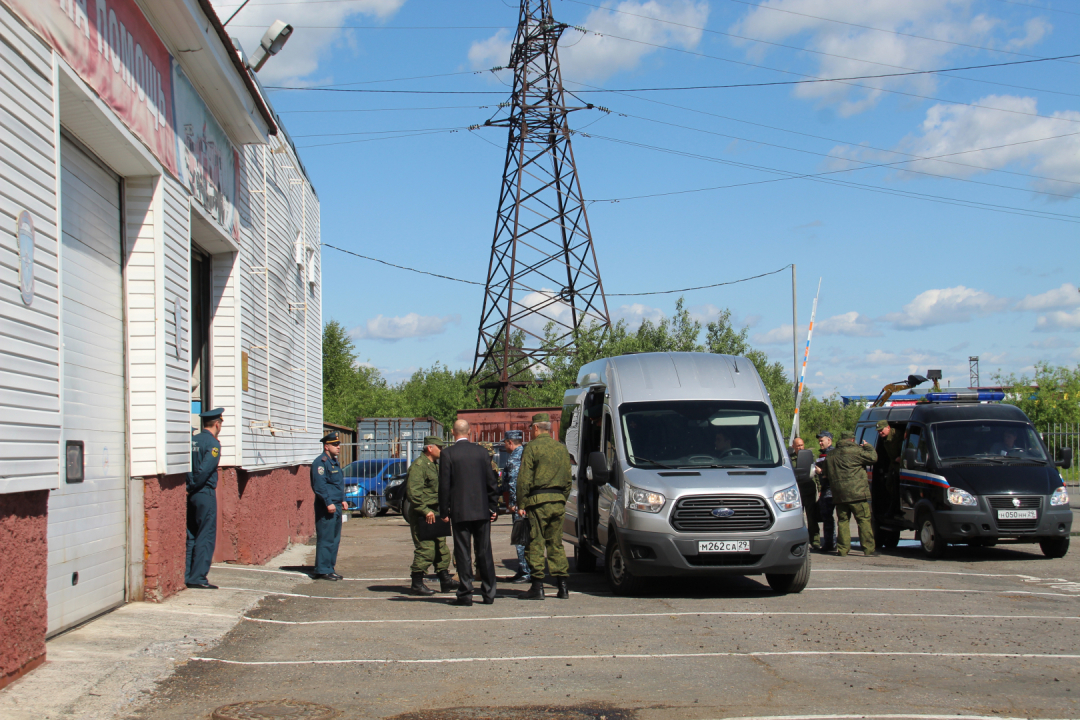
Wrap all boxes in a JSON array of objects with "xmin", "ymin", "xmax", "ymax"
[
  {"xmin": 586, "ymin": 451, "xmax": 610, "ymax": 485},
  {"xmin": 904, "ymin": 447, "xmax": 919, "ymax": 469},
  {"xmin": 1057, "ymin": 447, "xmax": 1073, "ymax": 470},
  {"xmin": 793, "ymin": 449, "xmax": 814, "ymax": 482}
]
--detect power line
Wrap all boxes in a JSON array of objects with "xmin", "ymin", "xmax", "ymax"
[
  {"xmin": 321, "ymin": 242, "xmax": 791, "ymax": 296},
  {"xmin": 292, "ymin": 126, "xmax": 468, "ymax": 138},
  {"xmin": 277, "ymin": 104, "xmax": 494, "ymax": 114},
  {"xmin": 232, "ymin": 25, "xmax": 513, "ymax": 29},
  {"xmin": 266, "ymin": 86, "xmax": 508, "ymax": 95},
  {"xmin": 295, "ymin": 129, "xmax": 459, "ymax": 149},
  {"xmin": 989, "ymin": 0, "xmax": 1080, "ymax": 16}
]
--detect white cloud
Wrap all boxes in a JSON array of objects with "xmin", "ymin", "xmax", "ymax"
[
  {"xmin": 614, "ymin": 302, "xmax": 665, "ymax": 329},
  {"xmin": 352, "ymin": 313, "xmax": 460, "ymax": 341},
  {"xmin": 211, "ymin": 0, "xmax": 406, "ymax": 84},
  {"xmin": 884, "ymin": 286, "xmax": 1007, "ymax": 329},
  {"xmin": 1016, "ymin": 283, "xmax": 1080, "ymax": 312},
  {"xmin": 752, "ymin": 311, "xmax": 880, "ymax": 344},
  {"xmin": 468, "ymin": 1, "xmax": 709, "ymax": 81},
  {"xmin": 1035, "ymin": 309, "xmax": 1080, "ymax": 332},
  {"xmin": 730, "ymin": 1, "xmax": 1048, "ymax": 116},
  {"xmin": 863, "ymin": 96, "xmax": 1080, "ymax": 199}
]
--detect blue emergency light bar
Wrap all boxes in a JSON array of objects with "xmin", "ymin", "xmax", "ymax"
[{"xmin": 925, "ymin": 390, "xmax": 1005, "ymax": 403}]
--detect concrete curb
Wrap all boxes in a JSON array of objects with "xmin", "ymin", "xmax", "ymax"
[{"xmin": 0, "ymin": 543, "xmax": 312, "ymax": 720}]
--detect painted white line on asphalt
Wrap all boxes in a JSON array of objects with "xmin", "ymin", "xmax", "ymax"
[
  {"xmin": 242, "ymin": 610, "xmax": 1080, "ymax": 626},
  {"xmin": 698, "ymin": 715, "xmax": 1064, "ymax": 720},
  {"xmin": 210, "ymin": 566, "xmax": 407, "ymax": 581},
  {"xmin": 806, "ymin": 587, "xmax": 1077, "ymax": 598},
  {"xmin": 191, "ymin": 650, "xmax": 1080, "ymax": 666},
  {"xmin": 215, "ymin": 587, "xmax": 417, "ymax": 600}
]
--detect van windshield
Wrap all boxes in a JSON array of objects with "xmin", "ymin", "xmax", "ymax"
[
  {"xmin": 931, "ymin": 421, "xmax": 1048, "ymax": 464},
  {"xmin": 620, "ymin": 400, "xmax": 782, "ymax": 469}
]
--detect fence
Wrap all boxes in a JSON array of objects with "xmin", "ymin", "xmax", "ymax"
[{"xmin": 1043, "ymin": 423, "xmax": 1080, "ymax": 486}]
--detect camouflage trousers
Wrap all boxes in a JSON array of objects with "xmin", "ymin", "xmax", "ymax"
[
  {"xmin": 409, "ymin": 511, "xmax": 453, "ymax": 574},
  {"xmin": 525, "ymin": 501, "xmax": 569, "ymax": 580},
  {"xmin": 835, "ymin": 500, "xmax": 874, "ymax": 556}
]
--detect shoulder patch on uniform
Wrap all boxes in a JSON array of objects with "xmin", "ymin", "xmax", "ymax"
[
  {"xmin": 211, "ymin": 447, "xmax": 219, "ymax": 458},
  {"xmin": 318, "ymin": 466, "xmax": 324, "ymax": 475}
]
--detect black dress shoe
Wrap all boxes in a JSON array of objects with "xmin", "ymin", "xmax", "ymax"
[
  {"xmin": 329, "ymin": 573, "xmax": 344, "ymax": 580},
  {"xmin": 509, "ymin": 571, "xmax": 531, "ymax": 584},
  {"xmin": 186, "ymin": 582, "xmax": 218, "ymax": 590},
  {"xmin": 451, "ymin": 596, "xmax": 473, "ymax": 607},
  {"xmin": 315, "ymin": 573, "xmax": 340, "ymax": 581},
  {"xmin": 482, "ymin": 597, "xmax": 495, "ymax": 605}
]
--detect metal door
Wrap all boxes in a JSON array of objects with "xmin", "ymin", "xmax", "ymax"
[{"xmin": 48, "ymin": 136, "xmax": 127, "ymax": 635}]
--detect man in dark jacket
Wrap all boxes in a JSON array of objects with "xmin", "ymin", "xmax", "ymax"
[
  {"xmin": 826, "ymin": 431, "xmax": 878, "ymax": 557},
  {"xmin": 186, "ymin": 408, "xmax": 224, "ymax": 589},
  {"xmin": 814, "ymin": 430, "xmax": 836, "ymax": 552},
  {"xmin": 439, "ymin": 418, "xmax": 500, "ymax": 606},
  {"xmin": 311, "ymin": 431, "xmax": 347, "ymax": 580}
]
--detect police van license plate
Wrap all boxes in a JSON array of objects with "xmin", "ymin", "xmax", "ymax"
[
  {"xmin": 997, "ymin": 509, "xmax": 1037, "ymax": 520},
  {"xmin": 699, "ymin": 540, "xmax": 750, "ymax": 553}
]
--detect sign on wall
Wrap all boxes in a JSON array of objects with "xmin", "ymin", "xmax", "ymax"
[{"xmin": 8, "ymin": 0, "xmax": 240, "ymax": 236}]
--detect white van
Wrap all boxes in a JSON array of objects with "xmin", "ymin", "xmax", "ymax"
[{"xmin": 560, "ymin": 352, "xmax": 814, "ymax": 595}]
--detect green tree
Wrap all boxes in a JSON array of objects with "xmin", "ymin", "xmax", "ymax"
[{"xmin": 994, "ymin": 362, "xmax": 1080, "ymax": 427}]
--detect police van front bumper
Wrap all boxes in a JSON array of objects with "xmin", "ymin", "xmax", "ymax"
[
  {"xmin": 935, "ymin": 503, "xmax": 1072, "ymax": 541},
  {"xmin": 615, "ymin": 526, "xmax": 809, "ymax": 577}
]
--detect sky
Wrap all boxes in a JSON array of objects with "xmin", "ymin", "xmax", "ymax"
[{"xmin": 211, "ymin": 0, "xmax": 1080, "ymax": 397}]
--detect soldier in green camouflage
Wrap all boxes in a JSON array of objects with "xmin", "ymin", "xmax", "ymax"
[
  {"xmin": 406, "ymin": 436, "xmax": 458, "ymax": 595},
  {"xmin": 516, "ymin": 413, "xmax": 573, "ymax": 601},
  {"xmin": 877, "ymin": 419, "xmax": 904, "ymax": 517},
  {"xmin": 826, "ymin": 431, "xmax": 879, "ymax": 557}
]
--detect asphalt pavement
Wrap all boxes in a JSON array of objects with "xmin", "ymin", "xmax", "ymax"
[{"xmin": 122, "ymin": 511, "xmax": 1080, "ymax": 720}]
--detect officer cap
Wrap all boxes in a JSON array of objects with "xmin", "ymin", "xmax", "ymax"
[
  {"xmin": 816, "ymin": 430, "xmax": 833, "ymax": 440},
  {"xmin": 320, "ymin": 430, "xmax": 340, "ymax": 445},
  {"xmin": 199, "ymin": 408, "xmax": 225, "ymax": 421},
  {"xmin": 876, "ymin": 419, "xmax": 891, "ymax": 431},
  {"xmin": 504, "ymin": 430, "xmax": 523, "ymax": 442},
  {"xmin": 423, "ymin": 435, "xmax": 444, "ymax": 447},
  {"xmin": 840, "ymin": 430, "xmax": 855, "ymax": 440},
  {"xmin": 531, "ymin": 412, "xmax": 550, "ymax": 423}
]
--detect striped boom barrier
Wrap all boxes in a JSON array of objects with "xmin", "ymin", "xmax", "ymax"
[{"xmin": 789, "ymin": 278, "xmax": 821, "ymax": 446}]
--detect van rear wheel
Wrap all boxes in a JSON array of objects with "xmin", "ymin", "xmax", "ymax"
[
  {"xmin": 766, "ymin": 553, "xmax": 812, "ymax": 594},
  {"xmin": 605, "ymin": 531, "xmax": 645, "ymax": 596},
  {"xmin": 1040, "ymin": 537, "xmax": 1070, "ymax": 559}
]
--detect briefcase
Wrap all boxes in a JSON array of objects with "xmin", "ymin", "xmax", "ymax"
[
  {"xmin": 416, "ymin": 516, "xmax": 452, "ymax": 541},
  {"xmin": 510, "ymin": 515, "xmax": 531, "ymax": 546}
]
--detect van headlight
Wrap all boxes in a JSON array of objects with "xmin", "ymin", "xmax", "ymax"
[
  {"xmin": 772, "ymin": 485, "xmax": 802, "ymax": 512},
  {"xmin": 947, "ymin": 487, "xmax": 978, "ymax": 506},
  {"xmin": 1051, "ymin": 486, "xmax": 1070, "ymax": 506},
  {"xmin": 627, "ymin": 484, "xmax": 666, "ymax": 513}
]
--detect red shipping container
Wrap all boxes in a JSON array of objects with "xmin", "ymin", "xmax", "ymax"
[{"xmin": 456, "ymin": 407, "xmax": 563, "ymax": 444}]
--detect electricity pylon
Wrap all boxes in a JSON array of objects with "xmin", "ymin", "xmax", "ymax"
[{"xmin": 471, "ymin": 0, "xmax": 611, "ymax": 408}]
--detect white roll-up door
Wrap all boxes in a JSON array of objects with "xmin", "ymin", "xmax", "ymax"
[{"xmin": 48, "ymin": 136, "xmax": 127, "ymax": 635}]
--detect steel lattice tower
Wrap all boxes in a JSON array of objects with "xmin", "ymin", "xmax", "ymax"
[{"xmin": 471, "ymin": 0, "xmax": 611, "ymax": 407}]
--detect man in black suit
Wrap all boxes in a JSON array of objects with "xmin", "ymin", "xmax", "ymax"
[{"xmin": 439, "ymin": 418, "xmax": 500, "ymax": 606}]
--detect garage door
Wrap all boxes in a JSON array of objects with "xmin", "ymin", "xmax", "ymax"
[{"xmin": 48, "ymin": 135, "xmax": 127, "ymax": 635}]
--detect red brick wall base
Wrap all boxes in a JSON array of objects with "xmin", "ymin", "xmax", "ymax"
[
  {"xmin": 0, "ymin": 490, "xmax": 48, "ymax": 688},
  {"xmin": 143, "ymin": 465, "xmax": 314, "ymax": 602}
]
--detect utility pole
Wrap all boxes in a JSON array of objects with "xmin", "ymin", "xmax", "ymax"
[{"xmin": 471, "ymin": 0, "xmax": 610, "ymax": 407}]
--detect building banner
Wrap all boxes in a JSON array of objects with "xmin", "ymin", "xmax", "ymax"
[{"xmin": 8, "ymin": 0, "xmax": 179, "ymax": 175}]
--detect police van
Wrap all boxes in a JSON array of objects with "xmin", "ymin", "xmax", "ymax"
[
  {"xmin": 560, "ymin": 352, "xmax": 815, "ymax": 595},
  {"xmin": 856, "ymin": 389, "xmax": 1073, "ymax": 558}
]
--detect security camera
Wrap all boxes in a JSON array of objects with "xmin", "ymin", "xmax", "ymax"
[{"xmin": 250, "ymin": 20, "xmax": 293, "ymax": 72}]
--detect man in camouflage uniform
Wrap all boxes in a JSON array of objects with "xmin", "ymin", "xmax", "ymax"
[
  {"xmin": 877, "ymin": 419, "xmax": 904, "ymax": 516},
  {"xmin": 516, "ymin": 413, "xmax": 573, "ymax": 600},
  {"xmin": 790, "ymin": 437, "xmax": 820, "ymax": 550},
  {"xmin": 501, "ymin": 431, "xmax": 530, "ymax": 583},
  {"xmin": 406, "ymin": 436, "xmax": 458, "ymax": 596},
  {"xmin": 826, "ymin": 431, "xmax": 879, "ymax": 557}
]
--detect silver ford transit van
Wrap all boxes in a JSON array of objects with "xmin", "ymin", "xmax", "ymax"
[{"xmin": 560, "ymin": 352, "xmax": 814, "ymax": 595}]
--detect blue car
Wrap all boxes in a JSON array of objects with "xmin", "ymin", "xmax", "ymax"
[{"xmin": 343, "ymin": 458, "xmax": 409, "ymax": 517}]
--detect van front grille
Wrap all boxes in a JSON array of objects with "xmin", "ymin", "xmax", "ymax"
[
  {"xmin": 988, "ymin": 496, "xmax": 1041, "ymax": 532},
  {"xmin": 670, "ymin": 495, "xmax": 773, "ymax": 533}
]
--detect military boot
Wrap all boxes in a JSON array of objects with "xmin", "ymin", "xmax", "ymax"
[
  {"xmin": 410, "ymin": 572, "xmax": 436, "ymax": 596},
  {"xmin": 519, "ymin": 578, "xmax": 545, "ymax": 600},
  {"xmin": 555, "ymin": 578, "xmax": 569, "ymax": 599},
  {"xmin": 438, "ymin": 570, "xmax": 459, "ymax": 593}
]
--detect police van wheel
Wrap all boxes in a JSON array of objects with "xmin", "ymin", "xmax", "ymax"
[
  {"xmin": 361, "ymin": 494, "xmax": 380, "ymax": 518},
  {"xmin": 918, "ymin": 512, "xmax": 946, "ymax": 558},
  {"xmin": 766, "ymin": 553, "xmax": 811, "ymax": 594},
  {"xmin": 1040, "ymin": 537, "xmax": 1070, "ymax": 559},
  {"xmin": 575, "ymin": 539, "xmax": 597, "ymax": 573},
  {"xmin": 605, "ymin": 532, "xmax": 644, "ymax": 596}
]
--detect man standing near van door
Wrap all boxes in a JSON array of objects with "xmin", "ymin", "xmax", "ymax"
[
  {"xmin": 502, "ymin": 431, "xmax": 530, "ymax": 584},
  {"xmin": 406, "ymin": 436, "xmax": 458, "ymax": 596},
  {"xmin": 826, "ymin": 431, "xmax": 878, "ymax": 557},
  {"xmin": 311, "ymin": 431, "xmax": 348, "ymax": 580},
  {"xmin": 814, "ymin": 431, "xmax": 837, "ymax": 552},
  {"xmin": 517, "ymin": 413, "xmax": 573, "ymax": 601},
  {"xmin": 186, "ymin": 408, "xmax": 224, "ymax": 589},
  {"xmin": 877, "ymin": 420, "xmax": 904, "ymax": 517},
  {"xmin": 791, "ymin": 437, "xmax": 821, "ymax": 550}
]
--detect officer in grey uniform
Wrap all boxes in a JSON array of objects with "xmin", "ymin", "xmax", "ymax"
[
  {"xmin": 186, "ymin": 408, "xmax": 224, "ymax": 589},
  {"xmin": 311, "ymin": 431, "xmax": 348, "ymax": 580}
]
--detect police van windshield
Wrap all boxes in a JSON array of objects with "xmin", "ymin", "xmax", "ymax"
[
  {"xmin": 931, "ymin": 421, "xmax": 1048, "ymax": 464},
  {"xmin": 620, "ymin": 400, "xmax": 782, "ymax": 469}
]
